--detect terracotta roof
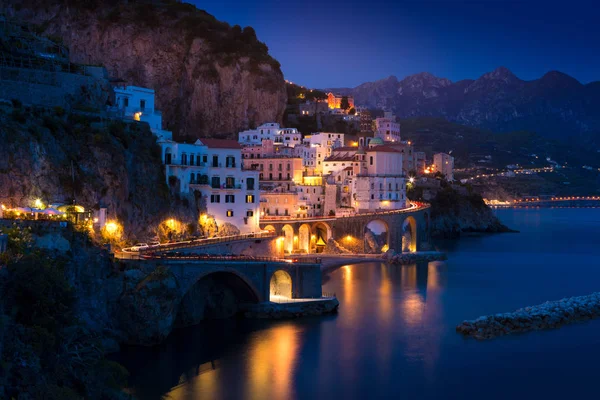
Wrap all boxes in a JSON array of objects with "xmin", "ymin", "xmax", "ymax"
[
  {"xmin": 324, "ymin": 155, "xmax": 355, "ymax": 162},
  {"xmin": 332, "ymin": 146, "xmax": 357, "ymax": 152},
  {"xmin": 343, "ymin": 166, "xmax": 354, "ymax": 171},
  {"xmin": 198, "ymin": 138, "xmax": 242, "ymax": 149},
  {"xmin": 368, "ymin": 145, "xmax": 402, "ymax": 153}
]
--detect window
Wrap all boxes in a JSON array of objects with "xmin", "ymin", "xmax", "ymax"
[
  {"xmin": 246, "ymin": 210, "xmax": 254, "ymax": 217},
  {"xmin": 211, "ymin": 194, "xmax": 220, "ymax": 203},
  {"xmin": 196, "ymin": 155, "xmax": 201, "ymax": 165},
  {"xmin": 278, "ymin": 173, "xmax": 282, "ymax": 180},
  {"xmin": 247, "ymin": 178, "xmax": 255, "ymax": 190},
  {"xmin": 269, "ymin": 173, "xmax": 273, "ymax": 180},
  {"xmin": 123, "ymin": 98, "xmax": 129, "ymax": 107},
  {"xmin": 370, "ymin": 156, "xmax": 373, "ymax": 165},
  {"xmin": 225, "ymin": 195, "xmax": 235, "ymax": 203},
  {"xmin": 203, "ymin": 155, "xmax": 207, "ymax": 163},
  {"xmin": 140, "ymin": 99, "xmax": 146, "ymax": 109},
  {"xmin": 190, "ymin": 173, "xmax": 195, "ymax": 183},
  {"xmin": 181, "ymin": 153, "xmax": 187, "ymax": 165},
  {"xmin": 226, "ymin": 177, "xmax": 235, "ymax": 188},
  {"xmin": 226, "ymin": 210, "xmax": 234, "ymax": 217},
  {"xmin": 211, "ymin": 176, "xmax": 220, "ymax": 189},
  {"xmin": 212, "ymin": 155, "xmax": 219, "ymax": 167},
  {"xmin": 246, "ymin": 195, "xmax": 254, "ymax": 203},
  {"xmin": 371, "ymin": 194, "xmax": 375, "ymax": 200},
  {"xmin": 226, "ymin": 156, "xmax": 236, "ymax": 168},
  {"xmin": 189, "ymin": 154, "xmax": 194, "ymax": 166}
]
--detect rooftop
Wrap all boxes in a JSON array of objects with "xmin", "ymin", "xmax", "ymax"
[{"xmin": 198, "ymin": 138, "xmax": 242, "ymax": 149}]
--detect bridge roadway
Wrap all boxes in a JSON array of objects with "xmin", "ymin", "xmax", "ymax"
[{"xmin": 260, "ymin": 202, "xmax": 431, "ymax": 254}]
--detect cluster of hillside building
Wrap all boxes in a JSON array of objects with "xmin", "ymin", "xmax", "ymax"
[{"xmin": 108, "ymin": 87, "xmax": 454, "ymax": 235}]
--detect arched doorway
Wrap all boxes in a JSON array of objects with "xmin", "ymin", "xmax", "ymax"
[
  {"xmin": 312, "ymin": 222, "xmax": 332, "ymax": 253},
  {"xmin": 176, "ymin": 271, "xmax": 260, "ymax": 328},
  {"xmin": 281, "ymin": 225, "xmax": 294, "ymax": 255},
  {"xmin": 298, "ymin": 224, "xmax": 311, "ymax": 254},
  {"xmin": 270, "ymin": 270, "xmax": 293, "ymax": 301},
  {"xmin": 402, "ymin": 216, "xmax": 417, "ymax": 253},
  {"xmin": 364, "ymin": 219, "xmax": 389, "ymax": 253},
  {"xmin": 164, "ymin": 147, "xmax": 172, "ymax": 164}
]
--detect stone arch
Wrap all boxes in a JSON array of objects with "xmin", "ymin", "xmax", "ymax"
[
  {"xmin": 402, "ymin": 216, "xmax": 417, "ymax": 253},
  {"xmin": 176, "ymin": 270, "xmax": 260, "ymax": 328},
  {"xmin": 281, "ymin": 224, "xmax": 294, "ymax": 255},
  {"xmin": 298, "ymin": 224, "xmax": 311, "ymax": 254},
  {"xmin": 263, "ymin": 224, "xmax": 276, "ymax": 233},
  {"xmin": 364, "ymin": 219, "xmax": 390, "ymax": 254},
  {"xmin": 312, "ymin": 222, "xmax": 332, "ymax": 253},
  {"xmin": 270, "ymin": 269, "xmax": 293, "ymax": 300}
]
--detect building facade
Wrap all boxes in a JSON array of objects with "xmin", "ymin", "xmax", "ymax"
[
  {"xmin": 434, "ymin": 153, "xmax": 454, "ymax": 180},
  {"xmin": 113, "ymin": 85, "xmax": 172, "ymax": 140},
  {"xmin": 159, "ymin": 138, "xmax": 260, "ymax": 233},
  {"xmin": 327, "ymin": 92, "xmax": 355, "ymax": 110},
  {"xmin": 374, "ymin": 112, "xmax": 401, "ymax": 143},
  {"xmin": 238, "ymin": 123, "xmax": 302, "ymax": 147}
]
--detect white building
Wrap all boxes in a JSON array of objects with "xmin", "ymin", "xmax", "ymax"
[
  {"xmin": 238, "ymin": 123, "xmax": 302, "ymax": 147},
  {"xmin": 113, "ymin": 85, "xmax": 172, "ymax": 140},
  {"xmin": 303, "ymin": 132, "xmax": 345, "ymax": 148},
  {"xmin": 374, "ymin": 112, "xmax": 401, "ymax": 143},
  {"xmin": 159, "ymin": 138, "xmax": 260, "ymax": 233},
  {"xmin": 434, "ymin": 152, "xmax": 454, "ymax": 180},
  {"xmin": 353, "ymin": 143, "xmax": 407, "ymax": 211}
]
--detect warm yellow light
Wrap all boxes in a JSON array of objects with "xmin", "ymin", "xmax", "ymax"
[
  {"xmin": 134, "ymin": 111, "xmax": 142, "ymax": 121},
  {"xmin": 409, "ymin": 177, "xmax": 415, "ymax": 183},
  {"xmin": 381, "ymin": 244, "xmax": 389, "ymax": 252},
  {"xmin": 34, "ymin": 198, "xmax": 44, "ymax": 209},
  {"xmin": 293, "ymin": 235, "xmax": 298, "ymax": 242},
  {"xmin": 311, "ymin": 235, "xmax": 316, "ymax": 240},
  {"xmin": 105, "ymin": 221, "xmax": 118, "ymax": 234},
  {"xmin": 0, "ymin": 204, "xmax": 5, "ymax": 210},
  {"xmin": 165, "ymin": 218, "xmax": 179, "ymax": 230},
  {"xmin": 93, "ymin": 217, "xmax": 99, "ymax": 223},
  {"xmin": 346, "ymin": 235, "xmax": 352, "ymax": 241}
]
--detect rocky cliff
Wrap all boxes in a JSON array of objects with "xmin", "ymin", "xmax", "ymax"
[
  {"xmin": 6, "ymin": 0, "xmax": 287, "ymax": 139},
  {"xmin": 328, "ymin": 67, "xmax": 600, "ymax": 146},
  {"xmin": 0, "ymin": 102, "xmax": 196, "ymax": 239}
]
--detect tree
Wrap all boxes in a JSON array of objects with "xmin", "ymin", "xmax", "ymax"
[
  {"xmin": 348, "ymin": 107, "xmax": 356, "ymax": 115},
  {"xmin": 340, "ymin": 96, "xmax": 350, "ymax": 110}
]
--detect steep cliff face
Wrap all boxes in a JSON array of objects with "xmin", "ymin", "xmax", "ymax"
[
  {"xmin": 7, "ymin": 0, "xmax": 287, "ymax": 139},
  {"xmin": 0, "ymin": 103, "xmax": 196, "ymax": 239}
]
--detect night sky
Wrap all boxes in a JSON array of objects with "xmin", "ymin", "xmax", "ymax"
[{"xmin": 193, "ymin": 0, "xmax": 599, "ymax": 88}]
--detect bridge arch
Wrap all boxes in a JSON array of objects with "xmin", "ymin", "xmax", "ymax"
[
  {"xmin": 270, "ymin": 269, "xmax": 293, "ymax": 300},
  {"xmin": 364, "ymin": 219, "xmax": 389, "ymax": 253},
  {"xmin": 281, "ymin": 224, "xmax": 294, "ymax": 254},
  {"xmin": 312, "ymin": 222, "xmax": 332, "ymax": 253},
  {"xmin": 402, "ymin": 216, "xmax": 417, "ymax": 253},
  {"xmin": 298, "ymin": 223, "xmax": 311, "ymax": 254},
  {"xmin": 263, "ymin": 224, "xmax": 276, "ymax": 233},
  {"xmin": 176, "ymin": 270, "xmax": 261, "ymax": 327}
]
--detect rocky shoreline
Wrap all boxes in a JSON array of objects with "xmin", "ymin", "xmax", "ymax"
[
  {"xmin": 386, "ymin": 251, "xmax": 447, "ymax": 265},
  {"xmin": 456, "ymin": 292, "xmax": 600, "ymax": 340},
  {"xmin": 242, "ymin": 298, "xmax": 339, "ymax": 319}
]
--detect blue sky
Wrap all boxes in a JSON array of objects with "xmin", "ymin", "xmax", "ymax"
[{"xmin": 192, "ymin": 0, "xmax": 599, "ymax": 88}]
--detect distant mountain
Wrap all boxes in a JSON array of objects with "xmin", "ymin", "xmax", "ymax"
[{"xmin": 327, "ymin": 67, "xmax": 600, "ymax": 146}]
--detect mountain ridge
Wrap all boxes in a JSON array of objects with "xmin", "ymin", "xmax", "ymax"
[{"xmin": 326, "ymin": 67, "xmax": 600, "ymax": 146}]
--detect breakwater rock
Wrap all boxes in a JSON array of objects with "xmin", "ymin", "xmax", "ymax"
[
  {"xmin": 387, "ymin": 251, "xmax": 447, "ymax": 265},
  {"xmin": 242, "ymin": 298, "xmax": 339, "ymax": 319},
  {"xmin": 457, "ymin": 293, "xmax": 600, "ymax": 340}
]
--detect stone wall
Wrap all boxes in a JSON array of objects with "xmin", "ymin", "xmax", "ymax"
[{"xmin": 177, "ymin": 237, "xmax": 282, "ymax": 257}]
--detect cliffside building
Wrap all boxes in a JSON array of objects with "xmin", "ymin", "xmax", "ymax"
[
  {"xmin": 159, "ymin": 138, "xmax": 260, "ymax": 233},
  {"xmin": 433, "ymin": 153, "xmax": 454, "ymax": 180},
  {"xmin": 113, "ymin": 85, "xmax": 172, "ymax": 140},
  {"xmin": 327, "ymin": 92, "xmax": 354, "ymax": 110},
  {"xmin": 238, "ymin": 123, "xmax": 301, "ymax": 147}
]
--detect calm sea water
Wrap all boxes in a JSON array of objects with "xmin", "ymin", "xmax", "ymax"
[{"xmin": 117, "ymin": 208, "xmax": 600, "ymax": 400}]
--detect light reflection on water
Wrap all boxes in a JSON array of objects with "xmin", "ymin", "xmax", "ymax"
[{"xmin": 116, "ymin": 208, "xmax": 600, "ymax": 400}]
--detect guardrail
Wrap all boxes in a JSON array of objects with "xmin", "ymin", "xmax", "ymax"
[
  {"xmin": 119, "ymin": 231, "xmax": 276, "ymax": 255},
  {"xmin": 137, "ymin": 253, "xmax": 321, "ymax": 265}
]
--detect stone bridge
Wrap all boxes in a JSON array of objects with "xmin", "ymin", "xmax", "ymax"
[{"xmin": 260, "ymin": 204, "xmax": 430, "ymax": 255}]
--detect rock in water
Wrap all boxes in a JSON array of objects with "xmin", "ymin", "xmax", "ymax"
[{"xmin": 457, "ymin": 293, "xmax": 600, "ymax": 340}]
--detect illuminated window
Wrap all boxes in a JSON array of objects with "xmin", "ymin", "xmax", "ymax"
[
  {"xmin": 226, "ymin": 210, "xmax": 234, "ymax": 217},
  {"xmin": 246, "ymin": 195, "xmax": 255, "ymax": 203},
  {"xmin": 246, "ymin": 210, "xmax": 254, "ymax": 217}
]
